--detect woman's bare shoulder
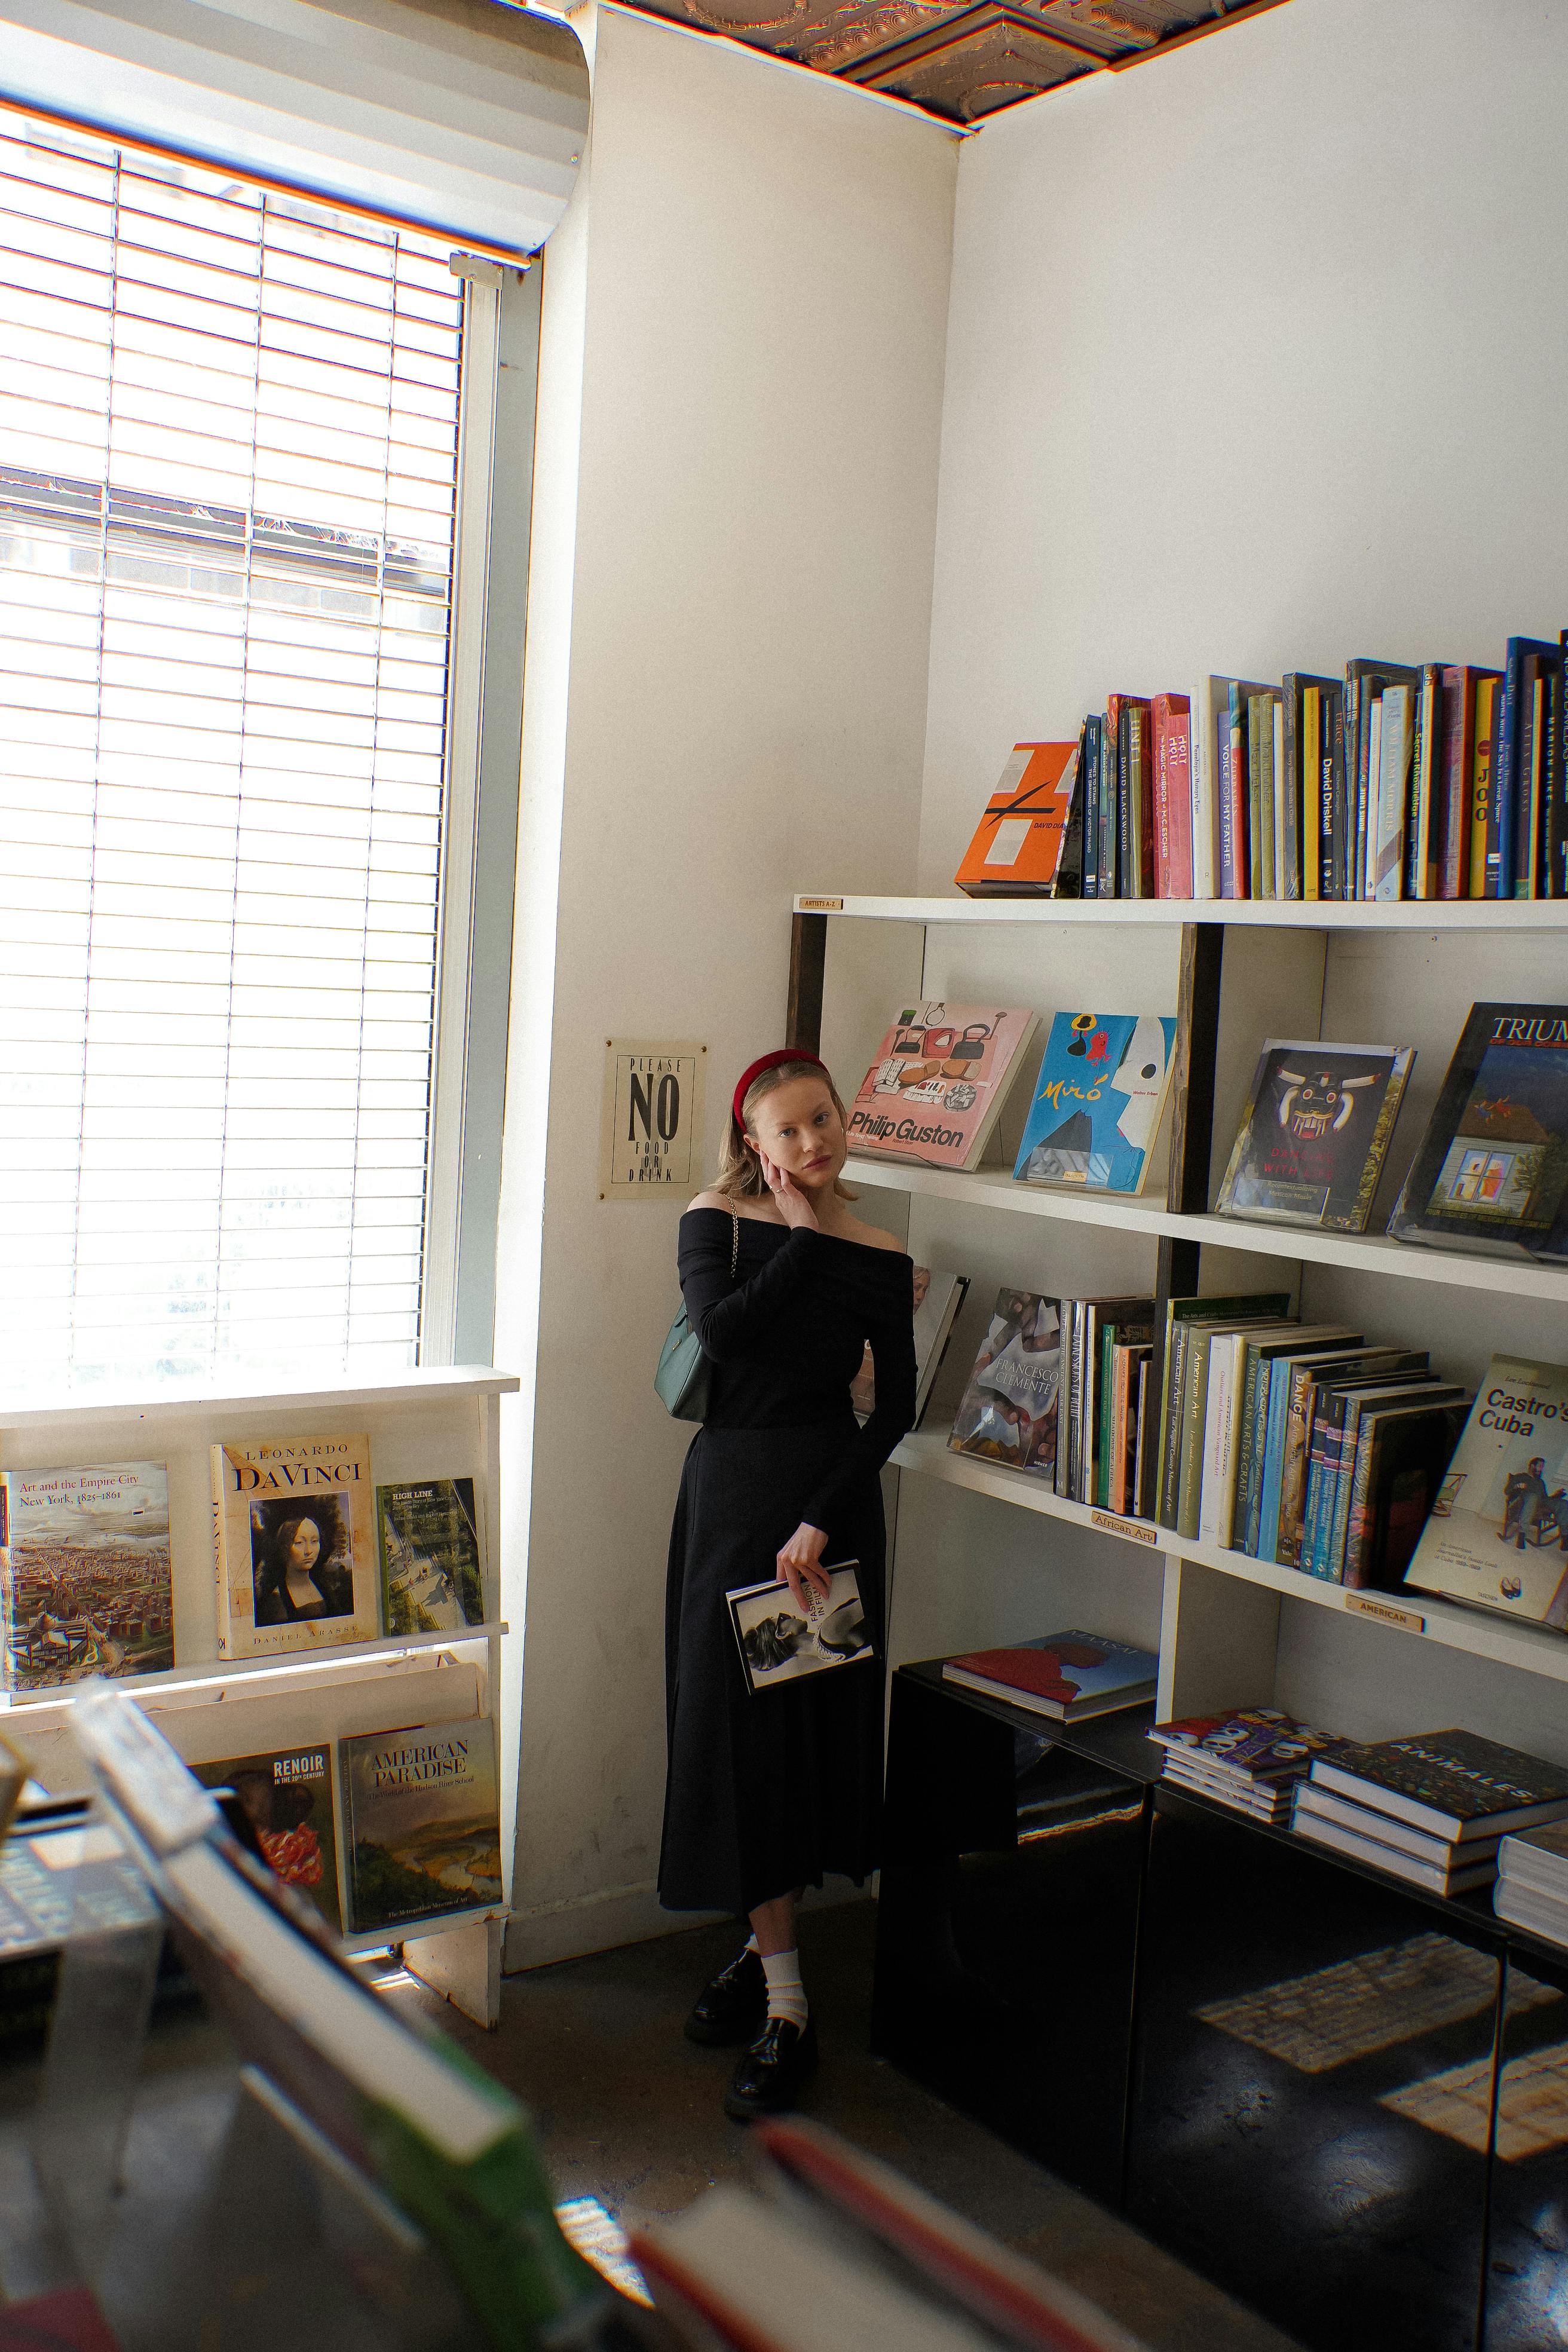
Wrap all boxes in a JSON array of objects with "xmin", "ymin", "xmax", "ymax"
[
  {"xmin": 686, "ymin": 1190, "xmax": 782, "ymax": 1224},
  {"xmin": 686, "ymin": 1189, "xmax": 729, "ymax": 1214},
  {"xmin": 840, "ymin": 1214, "xmax": 906, "ymax": 1254}
]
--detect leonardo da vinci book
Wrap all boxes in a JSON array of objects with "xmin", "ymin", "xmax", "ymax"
[
  {"xmin": 847, "ymin": 1003, "xmax": 1039, "ymax": 1172},
  {"xmin": 212, "ymin": 1432, "xmax": 378, "ymax": 1659}
]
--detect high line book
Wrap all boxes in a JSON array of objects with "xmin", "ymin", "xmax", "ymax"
[
  {"xmin": 849, "ymin": 1003, "xmax": 1038, "ymax": 1172},
  {"xmin": 377, "ymin": 1477, "xmax": 485, "ymax": 1636},
  {"xmin": 0, "ymin": 1461, "xmax": 173, "ymax": 1691},
  {"xmin": 212, "ymin": 1432, "xmax": 379, "ymax": 1660},
  {"xmin": 942, "ymin": 1631, "xmax": 1156, "ymax": 1722}
]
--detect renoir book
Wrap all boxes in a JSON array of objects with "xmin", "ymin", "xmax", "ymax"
[
  {"xmin": 726, "ymin": 1564, "xmax": 872, "ymax": 1696},
  {"xmin": 193, "ymin": 1743, "xmax": 342, "ymax": 1932},
  {"xmin": 212, "ymin": 1432, "xmax": 378, "ymax": 1660},
  {"xmin": 1012, "ymin": 1012, "xmax": 1177, "ymax": 1196},
  {"xmin": 942, "ymin": 1631, "xmax": 1156, "ymax": 1722},
  {"xmin": 1388, "ymin": 1002, "xmax": 1568, "ymax": 1258},
  {"xmin": 378, "ymin": 1478, "xmax": 485, "ymax": 1636},
  {"xmin": 0, "ymin": 1462, "xmax": 173, "ymax": 1691},
  {"xmin": 848, "ymin": 1003, "xmax": 1038, "ymax": 1172},
  {"xmin": 1214, "ymin": 1040, "xmax": 1413, "ymax": 1230},
  {"xmin": 948, "ymin": 1290, "xmax": 1060, "ymax": 1483},
  {"xmin": 339, "ymin": 1717, "xmax": 503, "ymax": 1934},
  {"xmin": 1403, "ymin": 1356, "xmax": 1568, "ymax": 1627}
]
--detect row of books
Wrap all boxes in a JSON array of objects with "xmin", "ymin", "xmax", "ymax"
[
  {"xmin": 847, "ymin": 993, "xmax": 1568, "ymax": 1268},
  {"xmin": 0, "ymin": 1443, "xmax": 486, "ymax": 1694},
  {"xmin": 954, "ymin": 638, "xmax": 1568, "ymax": 904}
]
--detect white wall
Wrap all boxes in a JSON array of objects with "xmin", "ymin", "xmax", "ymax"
[
  {"xmin": 921, "ymin": 0, "xmax": 1568, "ymax": 888},
  {"xmin": 497, "ymin": 5, "xmax": 957, "ymax": 1965}
]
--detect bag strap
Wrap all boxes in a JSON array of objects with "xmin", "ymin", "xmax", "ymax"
[{"xmin": 730, "ymin": 1208, "xmax": 739, "ymax": 1277}]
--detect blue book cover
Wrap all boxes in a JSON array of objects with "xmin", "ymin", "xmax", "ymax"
[{"xmin": 1013, "ymin": 1012, "xmax": 1177, "ymax": 1194}]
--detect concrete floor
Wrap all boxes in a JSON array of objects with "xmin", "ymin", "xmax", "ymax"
[{"xmin": 386, "ymin": 1897, "xmax": 1300, "ymax": 2352}]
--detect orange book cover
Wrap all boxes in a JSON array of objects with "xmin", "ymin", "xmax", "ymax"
[{"xmin": 954, "ymin": 742, "xmax": 1080, "ymax": 897}]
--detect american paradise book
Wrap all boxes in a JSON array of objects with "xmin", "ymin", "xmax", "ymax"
[
  {"xmin": 1403, "ymin": 1356, "xmax": 1568, "ymax": 1627},
  {"xmin": 948, "ymin": 1290, "xmax": 1061, "ymax": 1483},
  {"xmin": 1012, "ymin": 1012, "xmax": 1177, "ymax": 1196},
  {"xmin": 339, "ymin": 1716, "xmax": 503, "ymax": 1934},
  {"xmin": 1214, "ymin": 1039, "xmax": 1413, "ymax": 1230},
  {"xmin": 212, "ymin": 1432, "xmax": 378, "ymax": 1660},
  {"xmin": 848, "ymin": 1003, "xmax": 1038, "ymax": 1172},
  {"xmin": 194, "ymin": 1742, "xmax": 343, "ymax": 1931},
  {"xmin": 0, "ymin": 1461, "xmax": 173, "ymax": 1691}
]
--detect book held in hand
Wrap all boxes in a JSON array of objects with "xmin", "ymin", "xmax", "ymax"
[
  {"xmin": 948, "ymin": 1290, "xmax": 1060, "ymax": 1483},
  {"xmin": 0, "ymin": 1462, "xmax": 174, "ymax": 1691},
  {"xmin": 1402, "ymin": 1355, "xmax": 1568, "ymax": 1628},
  {"xmin": 848, "ymin": 1003, "xmax": 1039, "ymax": 1172},
  {"xmin": 377, "ymin": 1477, "xmax": 485, "ymax": 1634},
  {"xmin": 726, "ymin": 1565, "xmax": 872, "ymax": 1696},
  {"xmin": 953, "ymin": 742, "xmax": 1082, "ymax": 896},
  {"xmin": 339, "ymin": 1717, "xmax": 503, "ymax": 1934},
  {"xmin": 193, "ymin": 1742, "xmax": 342, "ymax": 1932},
  {"xmin": 1388, "ymin": 1003, "xmax": 1568, "ymax": 1259},
  {"xmin": 1214, "ymin": 1039, "xmax": 1413, "ymax": 1230},
  {"xmin": 1012, "ymin": 1012, "xmax": 1177, "ymax": 1195},
  {"xmin": 942, "ymin": 1630, "xmax": 1156, "ymax": 1721},
  {"xmin": 212, "ymin": 1432, "xmax": 379, "ymax": 1660}
]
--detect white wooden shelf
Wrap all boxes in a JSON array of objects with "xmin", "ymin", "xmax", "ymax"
[
  {"xmin": 797, "ymin": 892, "xmax": 1568, "ymax": 932},
  {"xmin": 847, "ymin": 1156, "xmax": 1568, "ymax": 1303},
  {"xmin": 892, "ymin": 1430, "xmax": 1568, "ymax": 1688},
  {"xmin": 0, "ymin": 1623, "xmax": 509, "ymax": 1714},
  {"xmin": 340, "ymin": 1901, "xmax": 505, "ymax": 1957},
  {"xmin": 0, "ymin": 1364, "xmax": 520, "ymax": 1432}
]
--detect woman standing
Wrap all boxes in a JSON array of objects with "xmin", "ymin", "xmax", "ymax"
[{"xmin": 660, "ymin": 1049, "xmax": 917, "ymax": 2119}]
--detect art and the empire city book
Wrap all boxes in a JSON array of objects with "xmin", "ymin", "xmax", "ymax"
[
  {"xmin": 212, "ymin": 1432, "xmax": 378, "ymax": 1659},
  {"xmin": 0, "ymin": 1460, "xmax": 173, "ymax": 1692}
]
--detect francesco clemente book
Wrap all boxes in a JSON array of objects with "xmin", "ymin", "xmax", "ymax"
[
  {"xmin": 212, "ymin": 1432, "xmax": 379, "ymax": 1660},
  {"xmin": 1013, "ymin": 1012, "xmax": 1177, "ymax": 1194},
  {"xmin": 339, "ymin": 1716, "xmax": 503, "ymax": 1934}
]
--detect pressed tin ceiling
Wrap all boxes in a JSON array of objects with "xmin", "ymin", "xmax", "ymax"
[{"xmin": 615, "ymin": 0, "xmax": 1283, "ymax": 122}]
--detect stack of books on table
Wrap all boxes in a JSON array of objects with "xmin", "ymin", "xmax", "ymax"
[
  {"xmin": 940, "ymin": 1631, "xmax": 1156, "ymax": 1723},
  {"xmin": 1150, "ymin": 1708, "xmax": 1337, "ymax": 1823},
  {"xmin": 1494, "ymin": 1821, "xmax": 1568, "ymax": 1951},
  {"xmin": 1293, "ymin": 1729, "xmax": 1568, "ymax": 1899}
]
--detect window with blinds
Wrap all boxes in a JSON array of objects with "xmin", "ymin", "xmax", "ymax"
[{"xmin": 0, "ymin": 114, "xmax": 467, "ymax": 1393}]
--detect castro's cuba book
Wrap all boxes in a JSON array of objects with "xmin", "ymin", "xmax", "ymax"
[{"xmin": 1404, "ymin": 1356, "xmax": 1568, "ymax": 1627}]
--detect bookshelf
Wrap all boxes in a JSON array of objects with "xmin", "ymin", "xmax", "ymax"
[
  {"xmin": 786, "ymin": 893, "xmax": 1568, "ymax": 1768},
  {"xmin": 0, "ymin": 1367, "xmax": 517, "ymax": 2025}
]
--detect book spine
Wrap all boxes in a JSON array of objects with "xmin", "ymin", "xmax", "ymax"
[
  {"xmin": 1165, "ymin": 694, "xmax": 1193, "ymax": 898},
  {"xmin": 1198, "ymin": 1336, "xmax": 1235, "ymax": 1546},
  {"xmin": 1152, "ymin": 700, "xmax": 1171, "ymax": 899},
  {"xmin": 1373, "ymin": 685, "xmax": 1410, "ymax": 902},
  {"xmin": 1301, "ymin": 688, "xmax": 1320, "ymax": 901},
  {"xmin": 1098, "ymin": 1323, "xmax": 1117, "ymax": 1510},
  {"xmin": 1053, "ymin": 734, "xmax": 1086, "ymax": 899},
  {"xmin": 1303, "ymin": 1399, "xmax": 1345, "ymax": 1581},
  {"xmin": 0, "ymin": 1483, "xmax": 11, "ymax": 1689},
  {"xmin": 1256, "ymin": 1370, "xmax": 1295, "ymax": 1563},
  {"xmin": 1242, "ymin": 1357, "xmax": 1275, "ymax": 1558},
  {"xmin": 1230, "ymin": 1345, "xmax": 1265, "ymax": 1551},
  {"xmin": 1082, "ymin": 716, "xmax": 1100, "ymax": 899},
  {"xmin": 1223, "ymin": 682, "xmax": 1249, "ymax": 899},
  {"xmin": 1437, "ymin": 666, "xmax": 1470, "ymax": 899},
  {"xmin": 1134, "ymin": 1359, "xmax": 1153, "ymax": 1518},
  {"xmin": 1491, "ymin": 639, "xmax": 1524, "ymax": 899},
  {"xmin": 1281, "ymin": 681, "xmax": 1301, "ymax": 902},
  {"xmin": 1275, "ymin": 1371, "xmax": 1316, "ymax": 1571},
  {"xmin": 1115, "ymin": 708, "xmax": 1132, "ymax": 899},
  {"xmin": 1190, "ymin": 685, "xmax": 1214, "ymax": 898},
  {"xmin": 1471, "ymin": 676, "xmax": 1498, "ymax": 897},
  {"xmin": 1341, "ymin": 1421, "xmax": 1380, "ymax": 1590},
  {"xmin": 1326, "ymin": 1401, "xmax": 1364, "ymax": 1581},
  {"xmin": 1407, "ymin": 667, "xmax": 1437, "ymax": 899},
  {"xmin": 1272, "ymin": 694, "xmax": 1291, "ymax": 899},
  {"xmin": 1299, "ymin": 1430, "xmax": 1330, "ymax": 1581},
  {"xmin": 1247, "ymin": 694, "xmax": 1266, "ymax": 899},
  {"xmin": 1327, "ymin": 678, "xmax": 1349, "ymax": 900},
  {"xmin": 1175, "ymin": 1333, "xmax": 1211, "ymax": 1542},
  {"xmin": 1546, "ymin": 654, "xmax": 1566, "ymax": 899},
  {"xmin": 211, "ymin": 1446, "xmax": 232, "ymax": 1659},
  {"xmin": 1515, "ymin": 657, "xmax": 1545, "ymax": 899},
  {"xmin": 1157, "ymin": 1320, "xmax": 1191, "ymax": 1530}
]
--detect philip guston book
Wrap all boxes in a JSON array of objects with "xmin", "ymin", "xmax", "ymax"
[
  {"xmin": 212, "ymin": 1432, "xmax": 378, "ymax": 1660},
  {"xmin": 849, "ymin": 1003, "xmax": 1038, "ymax": 1173},
  {"xmin": 1403, "ymin": 1356, "xmax": 1568, "ymax": 1627},
  {"xmin": 1214, "ymin": 1040, "xmax": 1414, "ymax": 1230},
  {"xmin": 194, "ymin": 1743, "xmax": 342, "ymax": 1932},
  {"xmin": 726, "ymin": 1565, "xmax": 872, "ymax": 1696},
  {"xmin": 0, "ymin": 1462, "xmax": 173, "ymax": 1692},
  {"xmin": 340, "ymin": 1717, "xmax": 502, "ymax": 1934},
  {"xmin": 378, "ymin": 1477, "xmax": 485, "ymax": 1635},
  {"xmin": 948, "ymin": 1290, "xmax": 1061, "ymax": 1483},
  {"xmin": 942, "ymin": 1631, "xmax": 1156, "ymax": 1722},
  {"xmin": 1013, "ymin": 1012, "xmax": 1177, "ymax": 1195}
]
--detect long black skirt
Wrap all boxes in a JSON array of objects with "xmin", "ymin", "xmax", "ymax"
[{"xmin": 658, "ymin": 1416, "xmax": 886, "ymax": 1917}]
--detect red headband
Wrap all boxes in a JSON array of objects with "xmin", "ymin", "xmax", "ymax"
[{"xmin": 732, "ymin": 1049, "xmax": 826, "ymax": 1128}]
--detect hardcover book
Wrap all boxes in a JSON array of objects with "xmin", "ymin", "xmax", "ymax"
[
  {"xmin": 1213, "ymin": 1038, "xmax": 1414, "ymax": 1230},
  {"xmin": 850, "ymin": 1268, "xmax": 969, "ymax": 1429},
  {"xmin": 378, "ymin": 1478, "xmax": 486, "ymax": 1635},
  {"xmin": 194, "ymin": 1743, "xmax": 342, "ymax": 1931},
  {"xmin": 1402, "ymin": 1355, "xmax": 1568, "ymax": 1626},
  {"xmin": 1292, "ymin": 1806, "xmax": 1498, "ymax": 1897},
  {"xmin": 942, "ymin": 1630, "xmax": 1156, "ymax": 1722},
  {"xmin": 212, "ymin": 1432, "xmax": 378, "ymax": 1660},
  {"xmin": 953, "ymin": 743, "xmax": 1081, "ymax": 897},
  {"xmin": 1012, "ymin": 1012, "xmax": 1177, "ymax": 1195},
  {"xmin": 1150, "ymin": 1707, "xmax": 1336, "ymax": 1782},
  {"xmin": 339, "ymin": 1716, "xmax": 502, "ymax": 1934},
  {"xmin": 727, "ymin": 1564, "xmax": 872, "ymax": 1695},
  {"xmin": 1282, "ymin": 672, "xmax": 1340, "ymax": 902},
  {"xmin": 0, "ymin": 1462, "xmax": 173, "ymax": 1691},
  {"xmin": 1152, "ymin": 692, "xmax": 1192, "ymax": 898},
  {"xmin": 1388, "ymin": 1002, "xmax": 1568, "ymax": 1257},
  {"xmin": 948, "ymin": 1290, "xmax": 1060, "ymax": 1482},
  {"xmin": 847, "ymin": 1002, "xmax": 1039, "ymax": 1172},
  {"xmin": 1309, "ymin": 1728, "xmax": 1568, "ymax": 1839}
]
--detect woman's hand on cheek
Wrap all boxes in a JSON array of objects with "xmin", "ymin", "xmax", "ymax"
[
  {"xmin": 776, "ymin": 1521, "xmax": 831, "ymax": 1613},
  {"xmin": 759, "ymin": 1152, "xmax": 820, "ymax": 1233}
]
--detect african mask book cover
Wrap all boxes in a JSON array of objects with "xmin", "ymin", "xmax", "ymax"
[
  {"xmin": 1012, "ymin": 1012, "xmax": 1177, "ymax": 1195},
  {"xmin": 1214, "ymin": 1039, "xmax": 1414, "ymax": 1230}
]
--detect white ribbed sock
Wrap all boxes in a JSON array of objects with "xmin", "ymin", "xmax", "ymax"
[
  {"xmin": 761, "ymin": 1947, "xmax": 808, "ymax": 2032},
  {"xmin": 744, "ymin": 1933, "xmax": 760, "ymax": 1956}
]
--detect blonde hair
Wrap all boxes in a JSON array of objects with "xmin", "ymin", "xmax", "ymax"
[{"xmin": 713, "ymin": 1058, "xmax": 857, "ymax": 1201}]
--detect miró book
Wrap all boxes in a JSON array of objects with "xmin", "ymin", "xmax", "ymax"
[
  {"xmin": 212, "ymin": 1432, "xmax": 378, "ymax": 1660},
  {"xmin": 339, "ymin": 1717, "xmax": 502, "ymax": 1934},
  {"xmin": 1012, "ymin": 1012, "xmax": 1177, "ymax": 1194},
  {"xmin": 1404, "ymin": 1356, "xmax": 1568, "ymax": 1628},
  {"xmin": 0, "ymin": 1461, "xmax": 173, "ymax": 1691},
  {"xmin": 847, "ymin": 1003, "xmax": 1039, "ymax": 1172}
]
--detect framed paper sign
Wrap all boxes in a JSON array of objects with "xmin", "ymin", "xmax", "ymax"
[{"xmin": 599, "ymin": 1039, "xmax": 707, "ymax": 1199}]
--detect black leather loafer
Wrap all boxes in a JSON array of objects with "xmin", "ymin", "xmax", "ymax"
[
  {"xmin": 684, "ymin": 1944, "xmax": 767, "ymax": 2045},
  {"xmin": 723, "ymin": 2016, "xmax": 817, "ymax": 2119}
]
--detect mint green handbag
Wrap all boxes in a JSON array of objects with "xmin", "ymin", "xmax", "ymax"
[{"xmin": 654, "ymin": 1208, "xmax": 737, "ymax": 1421}]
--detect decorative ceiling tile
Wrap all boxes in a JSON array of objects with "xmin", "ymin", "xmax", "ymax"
[{"xmin": 842, "ymin": 4, "xmax": 1098, "ymax": 118}]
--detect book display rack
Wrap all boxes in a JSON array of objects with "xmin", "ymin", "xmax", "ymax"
[{"xmin": 0, "ymin": 1367, "xmax": 516, "ymax": 2025}]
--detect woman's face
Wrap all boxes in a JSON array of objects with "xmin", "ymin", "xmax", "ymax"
[
  {"xmin": 286, "ymin": 1520, "xmax": 321, "ymax": 1574},
  {"xmin": 747, "ymin": 1076, "xmax": 846, "ymax": 1193}
]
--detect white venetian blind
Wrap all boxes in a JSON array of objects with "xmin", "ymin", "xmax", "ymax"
[{"xmin": 0, "ymin": 112, "xmax": 464, "ymax": 1393}]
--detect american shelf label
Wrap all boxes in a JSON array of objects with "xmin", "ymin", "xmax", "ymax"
[{"xmin": 1343, "ymin": 1594, "xmax": 1426, "ymax": 1634}]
